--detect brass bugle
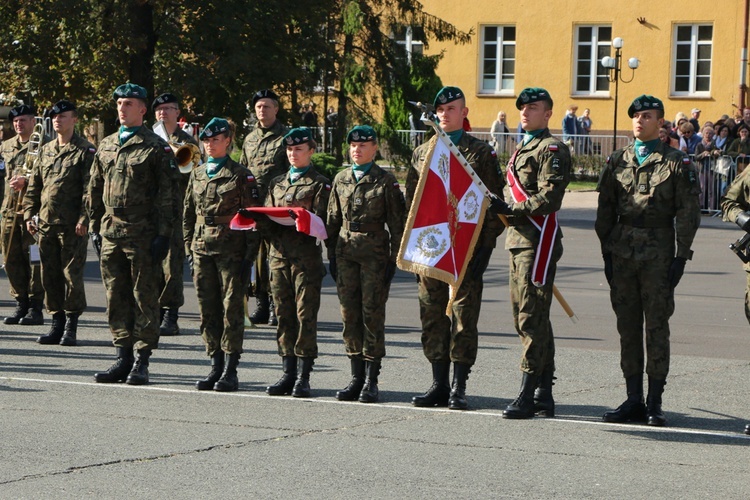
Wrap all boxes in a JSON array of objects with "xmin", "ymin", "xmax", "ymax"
[{"xmin": 172, "ymin": 142, "xmax": 203, "ymax": 174}]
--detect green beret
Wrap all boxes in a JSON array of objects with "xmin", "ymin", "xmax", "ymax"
[
  {"xmin": 199, "ymin": 117, "xmax": 230, "ymax": 140},
  {"xmin": 9, "ymin": 104, "xmax": 35, "ymax": 119},
  {"xmin": 152, "ymin": 93, "xmax": 178, "ymax": 110},
  {"xmin": 346, "ymin": 125, "xmax": 377, "ymax": 143},
  {"xmin": 49, "ymin": 100, "xmax": 76, "ymax": 117},
  {"xmin": 628, "ymin": 95, "xmax": 664, "ymax": 118},
  {"xmin": 283, "ymin": 127, "xmax": 313, "ymax": 146},
  {"xmin": 113, "ymin": 83, "xmax": 148, "ymax": 101},
  {"xmin": 252, "ymin": 89, "xmax": 280, "ymax": 106},
  {"xmin": 516, "ymin": 87, "xmax": 553, "ymax": 110},
  {"xmin": 433, "ymin": 86, "xmax": 464, "ymax": 107}
]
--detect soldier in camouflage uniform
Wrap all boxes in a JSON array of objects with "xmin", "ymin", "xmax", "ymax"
[
  {"xmin": 327, "ymin": 125, "xmax": 406, "ymax": 403},
  {"xmin": 596, "ymin": 95, "xmax": 701, "ymax": 427},
  {"xmin": 152, "ymin": 93, "xmax": 201, "ymax": 336},
  {"xmin": 263, "ymin": 127, "xmax": 330, "ymax": 398},
  {"xmin": 239, "ymin": 89, "xmax": 289, "ymax": 326},
  {"xmin": 23, "ymin": 100, "xmax": 93, "ymax": 346},
  {"xmin": 1, "ymin": 104, "xmax": 46, "ymax": 326},
  {"xmin": 719, "ymin": 149, "xmax": 750, "ymax": 435},
  {"xmin": 406, "ymin": 87, "xmax": 505, "ymax": 410},
  {"xmin": 490, "ymin": 88, "xmax": 570, "ymax": 419},
  {"xmin": 184, "ymin": 117, "xmax": 261, "ymax": 392},
  {"xmin": 88, "ymin": 83, "xmax": 178, "ymax": 386}
]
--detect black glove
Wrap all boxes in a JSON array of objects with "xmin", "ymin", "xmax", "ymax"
[
  {"xmin": 469, "ymin": 246, "xmax": 493, "ymax": 280},
  {"xmin": 288, "ymin": 209, "xmax": 298, "ymax": 220},
  {"xmin": 239, "ymin": 208, "xmax": 267, "ymax": 222},
  {"xmin": 240, "ymin": 259, "xmax": 252, "ymax": 287},
  {"xmin": 186, "ymin": 253, "xmax": 194, "ymax": 276},
  {"xmin": 603, "ymin": 253, "xmax": 613, "ymax": 284},
  {"xmin": 668, "ymin": 257, "xmax": 687, "ymax": 289},
  {"xmin": 736, "ymin": 211, "xmax": 750, "ymax": 232},
  {"xmin": 384, "ymin": 260, "xmax": 397, "ymax": 286},
  {"xmin": 150, "ymin": 235, "xmax": 170, "ymax": 262},
  {"xmin": 488, "ymin": 195, "xmax": 513, "ymax": 216},
  {"xmin": 91, "ymin": 233, "xmax": 102, "ymax": 257},
  {"xmin": 329, "ymin": 254, "xmax": 338, "ymax": 282}
]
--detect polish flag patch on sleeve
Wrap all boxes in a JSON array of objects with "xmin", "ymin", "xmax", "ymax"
[
  {"xmin": 88, "ymin": 147, "xmax": 97, "ymax": 153},
  {"xmin": 548, "ymin": 144, "xmax": 559, "ymax": 152},
  {"xmin": 682, "ymin": 157, "xmax": 691, "ymax": 164}
]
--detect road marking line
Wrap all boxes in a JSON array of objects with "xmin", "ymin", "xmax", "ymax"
[{"xmin": 3, "ymin": 376, "xmax": 749, "ymax": 441}]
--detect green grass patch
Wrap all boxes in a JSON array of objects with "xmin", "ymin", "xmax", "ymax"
[{"xmin": 567, "ymin": 180, "xmax": 597, "ymax": 191}]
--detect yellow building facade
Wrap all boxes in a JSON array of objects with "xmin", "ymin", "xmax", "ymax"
[{"xmin": 417, "ymin": 0, "xmax": 749, "ymax": 134}]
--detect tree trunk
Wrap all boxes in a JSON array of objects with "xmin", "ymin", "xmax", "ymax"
[
  {"xmin": 334, "ymin": 32, "xmax": 354, "ymax": 165},
  {"xmin": 127, "ymin": 0, "xmax": 157, "ymax": 99}
]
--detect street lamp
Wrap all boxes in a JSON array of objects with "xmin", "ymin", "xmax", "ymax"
[{"xmin": 601, "ymin": 37, "xmax": 639, "ymax": 151}]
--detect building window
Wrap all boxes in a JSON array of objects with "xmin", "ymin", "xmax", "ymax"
[
  {"xmin": 574, "ymin": 25, "xmax": 612, "ymax": 95},
  {"xmin": 394, "ymin": 26, "xmax": 424, "ymax": 65},
  {"xmin": 672, "ymin": 24, "xmax": 713, "ymax": 96},
  {"xmin": 480, "ymin": 25, "xmax": 515, "ymax": 94}
]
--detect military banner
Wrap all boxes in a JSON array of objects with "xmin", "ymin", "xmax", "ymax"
[
  {"xmin": 231, "ymin": 207, "xmax": 328, "ymax": 242},
  {"xmin": 397, "ymin": 134, "xmax": 488, "ymax": 302}
]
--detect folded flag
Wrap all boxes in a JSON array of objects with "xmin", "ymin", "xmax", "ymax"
[{"xmin": 230, "ymin": 207, "xmax": 328, "ymax": 242}]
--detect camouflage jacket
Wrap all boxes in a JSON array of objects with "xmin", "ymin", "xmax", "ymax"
[
  {"xmin": 1, "ymin": 134, "xmax": 51, "ymax": 219},
  {"xmin": 407, "ymin": 132, "xmax": 505, "ymax": 248},
  {"xmin": 596, "ymin": 140, "xmax": 701, "ymax": 260},
  {"xmin": 184, "ymin": 158, "xmax": 260, "ymax": 258},
  {"xmin": 23, "ymin": 133, "xmax": 95, "ymax": 229},
  {"xmin": 503, "ymin": 128, "xmax": 570, "ymax": 250},
  {"xmin": 721, "ymin": 169, "xmax": 750, "ymax": 270},
  {"xmin": 239, "ymin": 120, "xmax": 288, "ymax": 199},
  {"xmin": 87, "ymin": 127, "xmax": 178, "ymax": 239},
  {"xmin": 265, "ymin": 167, "xmax": 331, "ymax": 261},
  {"xmin": 327, "ymin": 163, "xmax": 406, "ymax": 261}
]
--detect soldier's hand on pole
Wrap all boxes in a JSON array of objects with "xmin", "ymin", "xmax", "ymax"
[
  {"xmin": 9, "ymin": 175, "xmax": 27, "ymax": 192},
  {"xmin": 603, "ymin": 253, "xmax": 613, "ymax": 284},
  {"xmin": 25, "ymin": 219, "xmax": 37, "ymax": 235},
  {"xmin": 668, "ymin": 257, "xmax": 687, "ymax": 289},
  {"xmin": 91, "ymin": 233, "xmax": 103, "ymax": 257},
  {"xmin": 488, "ymin": 195, "xmax": 514, "ymax": 216},
  {"xmin": 150, "ymin": 235, "xmax": 170, "ymax": 262}
]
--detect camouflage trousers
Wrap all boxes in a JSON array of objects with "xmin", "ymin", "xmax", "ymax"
[
  {"xmin": 251, "ymin": 239, "xmax": 270, "ymax": 297},
  {"xmin": 610, "ymin": 255, "xmax": 674, "ymax": 379},
  {"xmin": 269, "ymin": 255, "xmax": 324, "ymax": 358},
  {"xmin": 100, "ymin": 236, "xmax": 160, "ymax": 351},
  {"xmin": 193, "ymin": 250, "xmax": 245, "ymax": 356},
  {"xmin": 335, "ymin": 252, "xmax": 390, "ymax": 361},
  {"xmin": 38, "ymin": 225, "xmax": 87, "ymax": 314},
  {"xmin": 1, "ymin": 216, "xmax": 43, "ymax": 301},
  {"xmin": 417, "ymin": 253, "xmax": 491, "ymax": 366},
  {"xmin": 158, "ymin": 220, "xmax": 185, "ymax": 310},
  {"xmin": 509, "ymin": 244, "xmax": 562, "ymax": 376}
]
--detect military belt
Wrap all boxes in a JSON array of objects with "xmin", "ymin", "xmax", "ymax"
[
  {"xmin": 105, "ymin": 205, "xmax": 151, "ymax": 217},
  {"xmin": 618, "ymin": 215, "xmax": 673, "ymax": 228},
  {"xmin": 344, "ymin": 221, "xmax": 384, "ymax": 232},
  {"xmin": 507, "ymin": 216, "xmax": 533, "ymax": 226},
  {"xmin": 196, "ymin": 214, "xmax": 234, "ymax": 226}
]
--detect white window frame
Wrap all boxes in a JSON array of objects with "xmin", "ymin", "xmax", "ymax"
[
  {"xmin": 573, "ymin": 25, "xmax": 612, "ymax": 96},
  {"xmin": 671, "ymin": 24, "xmax": 713, "ymax": 97},
  {"xmin": 394, "ymin": 26, "xmax": 424, "ymax": 65},
  {"xmin": 478, "ymin": 25, "xmax": 515, "ymax": 95}
]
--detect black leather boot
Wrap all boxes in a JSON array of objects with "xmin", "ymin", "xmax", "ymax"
[
  {"xmin": 646, "ymin": 377, "xmax": 667, "ymax": 427},
  {"xmin": 292, "ymin": 357, "xmax": 314, "ymax": 398},
  {"xmin": 249, "ymin": 294, "xmax": 270, "ymax": 325},
  {"xmin": 4, "ymin": 298, "xmax": 29, "ymax": 325},
  {"xmin": 19, "ymin": 298, "xmax": 44, "ymax": 326},
  {"xmin": 448, "ymin": 363, "xmax": 471, "ymax": 410},
  {"xmin": 159, "ymin": 308, "xmax": 180, "ymax": 336},
  {"xmin": 359, "ymin": 360, "xmax": 381, "ymax": 403},
  {"xmin": 94, "ymin": 347, "xmax": 135, "ymax": 383},
  {"xmin": 336, "ymin": 357, "xmax": 365, "ymax": 401},
  {"xmin": 268, "ymin": 296, "xmax": 277, "ymax": 326},
  {"xmin": 196, "ymin": 351, "xmax": 225, "ymax": 390},
  {"xmin": 126, "ymin": 349, "xmax": 151, "ymax": 385},
  {"xmin": 412, "ymin": 361, "xmax": 451, "ymax": 407},
  {"xmin": 267, "ymin": 356, "xmax": 297, "ymax": 395},
  {"xmin": 603, "ymin": 375, "xmax": 647, "ymax": 423},
  {"xmin": 36, "ymin": 311, "xmax": 65, "ymax": 344},
  {"xmin": 214, "ymin": 352, "xmax": 240, "ymax": 392},
  {"xmin": 59, "ymin": 313, "xmax": 79, "ymax": 346},
  {"xmin": 534, "ymin": 370, "xmax": 555, "ymax": 417},
  {"xmin": 503, "ymin": 372, "xmax": 539, "ymax": 419}
]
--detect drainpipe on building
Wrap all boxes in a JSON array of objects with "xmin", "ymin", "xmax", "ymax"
[{"xmin": 740, "ymin": 0, "xmax": 750, "ymax": 109}]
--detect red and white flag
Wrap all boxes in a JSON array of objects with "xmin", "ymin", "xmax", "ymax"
[
  {"xmin": 397, "ymin": 135, "xmax": 488, "ymax": 304},
  {"xmin": 230, "ymin": 207, "xmax": 328, "ymax": 242}
]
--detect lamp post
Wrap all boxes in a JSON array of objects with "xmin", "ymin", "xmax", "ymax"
[{"xmin": 601, "ymin": 37, "xmax": 639, "ymax": 151}]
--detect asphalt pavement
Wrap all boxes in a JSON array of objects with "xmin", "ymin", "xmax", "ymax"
[{"xmin": 1, "ymin": 191, "xmax": 749, "ymax": 498}]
